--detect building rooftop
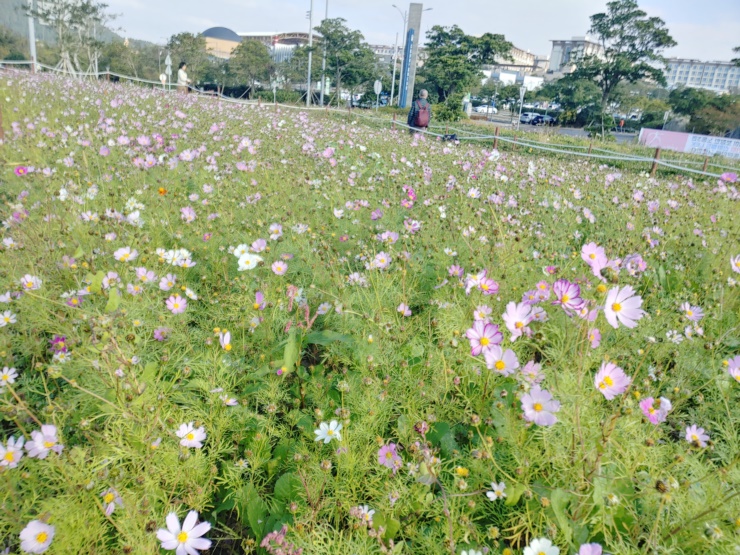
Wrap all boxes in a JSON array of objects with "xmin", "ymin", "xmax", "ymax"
[{"xmin": 201, "ymin": 27, "xmax": 242, "ymax": 42}]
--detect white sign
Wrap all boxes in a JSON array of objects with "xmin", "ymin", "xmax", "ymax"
[{"xmin": 374, "ymin": 80, "xmax": 382, "ymax": 95}]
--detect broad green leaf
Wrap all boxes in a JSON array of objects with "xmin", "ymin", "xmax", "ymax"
[
  {"xmin": 89, "ymin": 271, "xmax": 105, "ymax": 294},
  {"xmin": 245, "ymin": 485, "xmax": 268, "ymax": 540},
  {"xmin": 274, "ymin": 472, "xmax": 302, "ymax": 503},
  {"xmin": 282, "ymin": 328, "xmax": 299, "ymax": 374},
  {"xmin": 105, "ymin": 287, "xmax": 121, "ymax": 313},
  {"xmin": 505, "ymin": 483, "xmax": 526, "ymax": 506},
  {"xmin": 305, "ymin": 330, "xmax": 354, "ymax": 346},
  {"xmin": 550, "ymin": 488, "xmax": 573, "ymax": 544},
  {"xmin": 73, "ymin": 246, "xmax": 84, "ymax": 258}
]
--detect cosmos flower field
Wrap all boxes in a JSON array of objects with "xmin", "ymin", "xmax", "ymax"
[{"xmin": 0, "ymin": 72, "xmax": 739, "ymax": 555}]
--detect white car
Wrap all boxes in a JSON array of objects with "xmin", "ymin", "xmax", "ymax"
[
  {"xmin": 474, "ymin": 105, "xmax": 498, "ymax": 114},
  {"xmin": 520, "ymin": 112, "xmax": 539, "ymax": 124}
]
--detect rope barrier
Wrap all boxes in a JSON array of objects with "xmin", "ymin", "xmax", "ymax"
[{"xmin": 2, "ymin": 61, "xmax": 738, "ymax": 178}]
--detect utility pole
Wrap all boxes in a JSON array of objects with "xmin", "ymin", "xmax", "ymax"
[
  {"xmin": 318, "ymin": 0, "xmax": 329, "ymax": 106},
  {"xmin": 389, "ymin": 32, "xmax": 399, "ymax": 107},
  {"xmin": 391, "ymin": 5, "xmax": 407, "ymax": 106},
  {"xmin": 306, "ymin": 0, "xmax": 314, "ymax": 107},
  {"xmin": 27, "ymin": 0, "xmax": 37, "ymax": 71}
]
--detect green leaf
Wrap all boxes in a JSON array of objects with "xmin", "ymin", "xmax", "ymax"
[
  {"xmin": 427, "ymin": 422, "xmax": 450, "ymax": 446},
  {"xmin": 89, "ymin": 271, "xmax": 105, "ymax": 294},
  {"xmin": 505, "ymin": 483, "xmax": 526, "ymax": 506},
  {"xmin": 282, "ymin": 328, "xmax": 299, "ymax": 374},
  {"xmin": 105, "ymin": 287, "xmax": 121, "ymax": 313},
  {"xmin": 274, "ymin": 472, "xmax": 301, "ymax": 504},
  {"xmin": 304, "ymin": 330, "xmax": 354, "ymax": 346},
  {"xmin": 245, "ymin": 485, "xmax": 268, "ymax": 540},
  {"xmin": 550, "ymin": 488, "xmax": 574, "ymax": 544},
  {"xmin": 73, "ymin": 246, "xmax": 84, "ymax": 258}
]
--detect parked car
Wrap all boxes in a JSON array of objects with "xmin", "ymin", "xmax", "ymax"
[
  {"xmin": 519, "ymin": 112, "xmax": 539, "ymax": 124},
  {"xmin": 530, "ymin": 114, "xmax": 556, "ymax": 126},
  {"xmin": 473, "ymin": 105, "xmax": 498, "ymax": 114}
]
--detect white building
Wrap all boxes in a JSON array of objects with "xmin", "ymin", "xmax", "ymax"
[
  {"xmin": 664, "ymin": 59, "xmax": 740, "ymax": 93},
  {"xmin": 547, "ymin": 36, "xmax": 604, "ymax": 77}
]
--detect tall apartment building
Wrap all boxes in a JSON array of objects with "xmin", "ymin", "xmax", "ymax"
[
  {"xmin": 547, "ymin": 36, "xmax": 604, "ymax": 77},
  {"xmin": 664, "ymin": 59, "xmax": 740, "ymax": 93}
]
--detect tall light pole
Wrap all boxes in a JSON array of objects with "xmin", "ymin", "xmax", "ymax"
[
  {"xmin": 391, "ymin": 5, "xmax": 407, "ymax": 107},
  {"xmin": 27, "ymin": 0, "xmax": 37, "ymax": 71},
  {"xmin": 306, "ymin": 0, "xmax": 314, "ymax": 107},
  {"xmin": 318, "ymin": 0, "xmax": 329, "ymax": 106}
]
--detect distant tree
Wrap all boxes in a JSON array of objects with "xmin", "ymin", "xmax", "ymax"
[
  {"xmin": 27, "ymin": 0, "xmax": 114, "ymax": 74},
  {"xmin": 572, "ymin": 0, "xmax": 676, "ymax": 120},
  {"xmin": 167, "ymin": 32, "xmax": 209, "ymax": 82},
  {"xmin": 0, "ymin": 25, "xmax": 28, "ymax": 61},
  {"xmin": 314, "ymin": 18, "xmax": 378, "ymax": 107},
  {"xmin": 229, "ymin": 40, "xmax": 273, "ymax": 98},
  {"xmin": 733, "ymin": 46, "xmax": 740, "ymax": 67},
  {"xmin": 668, "ymin": 86, "xmax": 713, "ymax": 117},
  {"xmin": 691, "ymin": 95, "xmax": 740, "ymax": 136},
  {"xmin": 422, "ymin": 25, "xmax": 512, "ymax": 102}
]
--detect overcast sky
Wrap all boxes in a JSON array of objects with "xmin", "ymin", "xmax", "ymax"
[{"xmin": 106, "ymin": 0, "xmax": 739, "ymax": 61}]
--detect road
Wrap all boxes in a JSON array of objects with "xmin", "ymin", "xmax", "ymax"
[{"xmin": 471, "ymin": 111, "xmax": 637, "ymax": 145}]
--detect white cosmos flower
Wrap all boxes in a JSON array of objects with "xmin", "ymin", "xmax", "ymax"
[
  {"xmin": 20, "ymin": 520, "xmax": 55, "ymax": 554},
  {"xmin": 176, "ymin": 422, "xmax": 206, "ymax": 448},
  {"xmin": 0, "ymin": 435, "xmax": 25, "ymax": 468},
  {"xmin": 156, "ymin": 511, "xmax": 212, "ymax": 555},
  {"xmin": 314, "ymin": 420, "xmax": 342, "ymax": 443},
  {"xmin": 0, "ymin": 310, "xmax": 17, "ymax": 326},
  {"xmin": 237, "ymin": 253, "xmax": 263, "ymax": 271},
  {"xmin": 25, "ymin": 424, "xmax": 64, "ymax": 459},
  {"xmin": 233, "ymin": 244, "xmax": 249, "ymax": 258},
  {"xmin": 523, "ymin": 537, "xmax": 559, "ymax": 555}
]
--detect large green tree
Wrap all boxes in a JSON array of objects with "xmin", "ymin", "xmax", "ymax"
[
  {"xmin": 229, "ymin": 40, "xmax": 273, "ymax": 98},
  {"xmin": 167, "ymin": 32, "xmax": 209, "ymax": 82},
  {"xmin": 572, "ymin": 0, "xmax": 676, "ymax": 113},
  {"xmin": 313, "ymin": 18, "xmax": 378, "ymax": 107},
  {"xmin": 422, "ymin": 25, "xmax": 512, "ymax": 101},
  {"xmin": 668, "ymin": 86, "xmax": 713, "ymax": 117}
]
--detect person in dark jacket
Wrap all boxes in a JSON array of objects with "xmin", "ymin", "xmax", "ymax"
[{"xmin": 407, "ymin": 89, "xmax": 431, "ymax": 133}]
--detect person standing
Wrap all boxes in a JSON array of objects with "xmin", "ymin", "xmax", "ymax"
[
  {"xmin": 407, "ymin": 89, "xmax": 431, "ymax": 134},
  {"xmin": 177, "ymin": 62, "xmax": 191, "ymax": 94}
]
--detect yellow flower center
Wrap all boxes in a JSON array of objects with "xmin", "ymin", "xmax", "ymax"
[
  {"xmin": 515, "ymin": 321, "xmax": 524, "ymax": 329},
  {"xmin": 691, "ymin": 434, "xmax": 698, "ymax": 441},
  {"xmin": 385, "ymin": 452, "xmax": 393, "ymax": 460},
  {"xmin": 533, "ymin": 403, "xmax": 543, "ymax": 412},
  {"xmin": 648, "ymin": 407, "xmax": 656, "ymax": 414},
  {"xmin": 538, "ymin": 284, "xmax": 546, "ymax": 290},
  {"xmin": 4, "ymin": 452, "xmax": 15, "ymax": 462},
  {"xmin": 538, "ymin": 552, "xmax": 546, "ymax": 555},
  {"xmin": 480, "ymin": 337, "xmax": 490, "ymax": 346},
  {"xmin": 589, "ymin": 253, "xmax": 596, "ymax": 259},
  {"xmin": 173, "ymin": 303, "xmax": 180, "ymax": 309},
  {"xmin": 177, "ymin": 531, "xmax": 188, "ymax": 543},
  {"xmin": 121, "ymin": 253, "xmax": 129, "ymax": 260},
  {"xmin": 43, "ymin": 441, "xmax": 55, "ymax": 448},
  {"xmin": 253, "ymin": 303, "xmax": 260, "ymax": 309},
  {"xmin": 36, "ymin": 532, "xmax": 48, "ymax": 544},
  {"xmin": 225, "ymin": 344, "xmax": 232, "ymax": 351},
  {"xmin": 186, "ymin": 433, "xmax": 194, "ymax": 441},
  {"xmin": 26, "ymin": 282, "xmax": 33, "ymax": 289},
  {"xmin": 603, "ymin": 376, "xmax": 614, "ymax": 387},
  {"xmin": 612, "ymin": 302, "xmax": 622, "ymax": 312},
  {"xmin": 103, "ymin": 492, "xmax": 115, "ymax": 503},
  {"xmin": 481, "ymin": 284, "xmax": 489, "ymax": 291},
  {"xmin": 596, "ymin": 284, "xmax": 607, "ymax": 293},
  {"xmin": 1, "ymin": 375, "xmax": 7, "ymax": 381},
  {"xmin": 686, "ymin": 310, "xmax": 693, "ymax": 316},
  {"xmin": 495, "ymin": 360, "xmax": 505, "ymax": 371},
  {"xmin": 327, "ymin": 430, "xmax": 334, "ymax": 436},
  {"xmin": 561, "ymin": 295, "xmax": 570, "ymax": 303}
]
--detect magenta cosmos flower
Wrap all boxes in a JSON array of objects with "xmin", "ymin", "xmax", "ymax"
[
  {"xmin": 166, "ymin": 294, "xmax": 187, "ymax": 314},
  {"xmin": 594, "ymin": 362, "xmax": 631, "ymax": 400},
  {"xmin": 465, "ymin": 320, "xmax": 502, "ymax": 356},
  {"xmin": 14, "ymin": 166, "xmax": 29, "ymax": 177},
  {"xmin": 604, "ymin": 285, "xmax": 645, "ymax": 329},
  {"xmin": 521, "ymin": 386, "xmax": 560, "ymax": 426},
  {"xmin": 552, "ymin": 279, "xmax": 584, "ymax": 313},
  {"xmin": 639, "ymin": 396, "xmax": 671, "ymax": 424},
  {"xmin": 484, "ymin": 346, "xmax": 519, "ymax": 376},
  {"xmin": 377, "ymin": 443, "xmax": 402, "ymax": 472},
  {"xmin": 581, "ymin": 242, "xmax": 608, "ymax": 278},
  {"xmin": 685, "ymin": 424, "xmax": 709, "ymax": 448}
]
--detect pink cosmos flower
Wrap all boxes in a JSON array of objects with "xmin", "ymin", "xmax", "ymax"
[
  {"xmin": 685, "ymin": 424, "xmax": 709, "ymax": 448},
  {"xmin": 578, "ymin": 544, "xmax": 603, "ymax": 555},
  {"xmin": 219, "ymin": 331, "xmax": 231, "ymax": 351},
  {"xmin": 639, "ymin": 396, "xmax": 671, "ymax": 424},
  {"xmin": 101, "ymin": 488, "xmax": 123, "ymax": 516},
  {"xmin": 731, "ymin": 255, "xmax": 740, "ymax": 274},
  {"xmin": 484, "ymin": 346, "xmax": 519, "ymax": 376},
  {"xmin": 519, "ymin": 360, "xmax": 544, "ymax": 384},
  {"xmin": 589, "ymin": 328, "xmax": 601, "ymax": 348},
  {"xmin": 552, "ymin": 279, "xmax": 584, "ymax": 313},
  {"xmin": 25, "ymin": 424, "xmax": 64, "ymax": 459},
  {"xmin": 581, "ymin": 242, "xmax": 608, "ymax": 279},
  {"xmin": 113, "ymin": 246, "xmax": 138, "ymax": 262},
  {"xmin": 604, "ymin": 285, "xmax": 645, "ymax": 329},
  {"xmin": 594, "ymin": 362, "xmax": 631, "ymax": 400},
  {"xmin": 14, "ymin": 166, "xmax": 29, "ymax": 177},
  {"xmin": 535, "ymin": 281, "xmax": 551, "ymax": 301},
  {"xmin": 448, "ymin": 265, "xmax": 464, "ymax": 278},
  {"xmin": 251, "ymin": 239, "xmax": 267, "ymax": 252},
  {"xmin": 502, "ymin": 301, "xmax": 533, "ymax": 342},
  {"xmin": 377, "ymin": 443, "xmax": 402, "ymax": 472},
  {"xmin": 136, "ymin": 267, "xmax": 156, "ymax": 283},
  {"xmin": 465, "ymin": 320, "xmax": 503, "ymax": 356},
  {"xmin": 397, "ymin": 303, "xmax": 411, "ymax": 317},
  {"xmin": 253, "ymin": 291, "xmax": 265, "ymax": 311},
  {"xmin": 166, "ymin": 294, "xmax": 187, "ymax": 314},
  {"xmin": 521, "ymin": 386, "xmax": 560, "ymax": 426},
  {"xmin": 159, "ymin": 274, "xmax": 177, "ymax": 291},
  {"xmin": 680, "ymin": 302, "xmax": 703, "ymax": 322},
  {"xmin": 271, "ymin": 260, "xmax": 288, "ymax": 275},
  {"xmin": 478, "ymin": 277, "xmax": 499, "ymax": 295}
]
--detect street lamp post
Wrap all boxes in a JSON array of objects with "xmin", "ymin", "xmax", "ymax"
[
  {"xmin": 318, "ymin": 0, "xmax": 329, "ymax": 106},
  {"xmin": 389, "ymin": 33, "xmax": 399, "ymax": 107},
  {"xmin": 391, "ymin": 5, "xmax": 407, "ymax": 107},
  {"xmin": 306, "ymin": 0, "xmax": 314, "ymax": 107},
  {"xmin": 27, "ymin": 0, "xmax": 37, "ymax": 71}
]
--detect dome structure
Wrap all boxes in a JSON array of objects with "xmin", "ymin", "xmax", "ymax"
[{"xmin": 201, "ymin": 27, "xmax": 243, "ymax": 43}]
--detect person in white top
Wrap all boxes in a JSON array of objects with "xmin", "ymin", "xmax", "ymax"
[{"xmin": 177, "ymin": 62, "xmax": 191, "ymax": 93}]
